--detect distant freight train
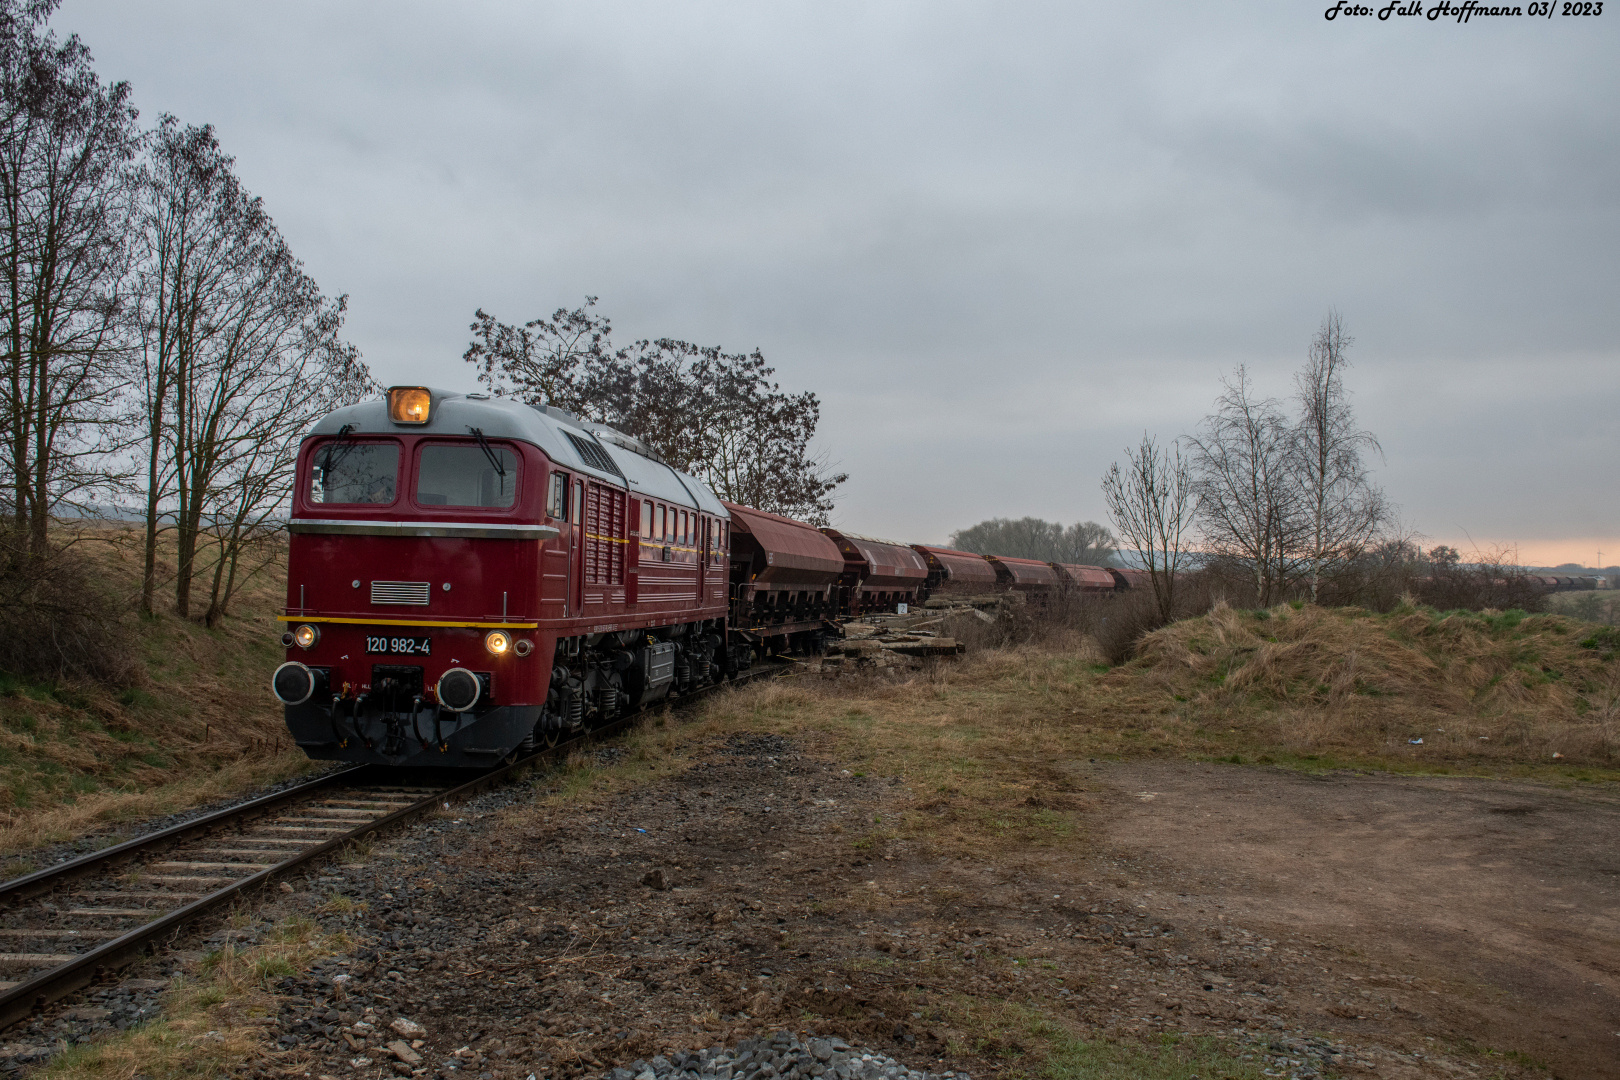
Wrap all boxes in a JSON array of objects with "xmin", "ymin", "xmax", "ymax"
[{"xmin": 271, "ymin": 387, "xmax": 1139, "ymax": 767}]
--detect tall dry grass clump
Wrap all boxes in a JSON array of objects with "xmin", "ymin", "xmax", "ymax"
[
  {"xmin": 1134, "ymin": 601, "xmax": 1620, "ymax": 766},
  {"xmin": 0, "ymin": 525, "xmax": 140, "ymax": 686}
]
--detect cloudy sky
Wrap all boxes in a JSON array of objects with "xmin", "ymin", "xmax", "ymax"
[{"xmin": 58, "ymin": 1, "xmax": 1619, "ymax": 563}]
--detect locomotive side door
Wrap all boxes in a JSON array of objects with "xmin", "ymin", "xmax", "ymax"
[
  {"xmin": 696, "ymin": 515, "xmax": 707, "ymax": 608},
  {"xmin": 570, "ymin": 478, "xmax": 584, "ymax": 617},
  {"xmin": 542, "ymin": 469, "xmax": 573, "ymax": 620},
  {"xmin": 625, "ymin": 498, "xmax": 640, "ymax": 609}
]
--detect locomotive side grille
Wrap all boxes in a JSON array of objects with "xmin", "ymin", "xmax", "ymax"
[
  {"xmin": 584, "ymin": 482, "xmax": 626, "ymax": 587},
  {"xmin": 370, "ymin": 580, "xmax": 431, "ymax": 606}
]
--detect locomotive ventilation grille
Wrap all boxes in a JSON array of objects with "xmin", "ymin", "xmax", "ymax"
[
  {"xmin": 565, "ymin": 432, "xmax": 623, "ymax": 477},
  {"xmin": 370, "ymin": 580, "xmax": 432, "ymax": 605}
]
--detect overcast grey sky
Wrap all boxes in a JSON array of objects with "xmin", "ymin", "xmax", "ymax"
[{"xmin": 58, "ymin": 0, "xmax": 1620, "ymax": 562}]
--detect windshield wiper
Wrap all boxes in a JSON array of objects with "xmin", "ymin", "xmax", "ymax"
[
  {"xmin": 469, "ymin": 427, "xmax": 506, "ymax": 478},
  {"xmin": 319, "ymin": 423, "xmax": 358, "ymax": 475}
]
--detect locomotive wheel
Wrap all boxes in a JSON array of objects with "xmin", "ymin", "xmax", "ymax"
[{"xmin": 543, "ymin": 725, "xmax": 560, "ymax": 749}]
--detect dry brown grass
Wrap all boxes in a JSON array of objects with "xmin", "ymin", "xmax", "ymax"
[
  {"xmin": 1135, "ymin": 600, "xmax": 1620, "ymax": 772},
  {"xmin": 636, "ymin": 600, "xmax": 1620, "ymax": 862},
  {"xmin": 41, "ymin": 913, "xmax": 349, "ymax": 1080},
  {"xmin": 472, "ymin": 598, "xmax": 1620, "ymax": 881},
  {"xmin": 0, "ymin": 525, "xmax": 309, "ymax": 859}
]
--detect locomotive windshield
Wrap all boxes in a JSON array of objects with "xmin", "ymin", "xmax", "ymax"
[
  {"xmin": 309, "ymin": 442, "xmax": 398, "ymax": 505},
  {"xmin": 416, "ymin": 443, "xmax": 518, "ymax": 508}
]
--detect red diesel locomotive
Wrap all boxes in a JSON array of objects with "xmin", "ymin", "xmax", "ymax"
[
  {"xmin": 272, "ymin": 387, "xmax": 737, "ymax": 767},
  {"xmin": 272, "ymin": 386, "xmax": 1139, "ymax": 767}
]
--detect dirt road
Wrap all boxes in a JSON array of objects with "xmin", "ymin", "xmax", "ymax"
[{"xmin": 1090, "ymin": 761, "xmax": 1620, "ymax": 1079}]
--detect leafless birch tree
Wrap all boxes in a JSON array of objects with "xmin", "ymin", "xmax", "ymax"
[
  {"xmin": 1102, "ymin": 434, "xmax": 1195, "ymax": 623},
  {"xmin": 1187, "ymin": 366, "xmax": 1304, "ymax": 606},
  {"xmin": 1293, "ymin": 311, "xmax": 1386, "ymax": 602}
]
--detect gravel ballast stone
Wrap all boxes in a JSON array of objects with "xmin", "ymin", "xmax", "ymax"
[{"xmin": 598, "ymin": 1033, "xmax": 967, "ymax": 1080}]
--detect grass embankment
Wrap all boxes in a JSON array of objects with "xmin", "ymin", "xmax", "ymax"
[
  {"xmin": 1135, "ymin": 600, "xmax": 1620, "ymax": 777},
  {"xmin": 691, "ymin": 601, "xmax": 1620, "ymax": 862},
  {"xmin": 0, "ymin": 528, "xmax": 307, "ymax": 862}
]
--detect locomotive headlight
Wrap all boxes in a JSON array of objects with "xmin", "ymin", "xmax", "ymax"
[
  {"xmin": 292, "ymin": 623, "xmax": 320, "ymax": 649},
  {"xmin": 387, "ymin": 386, "xmax": 431, "ymax": 424},
  {"xmin": 484, "ymin": 630, "xmax": 511, "ymax": 655}
]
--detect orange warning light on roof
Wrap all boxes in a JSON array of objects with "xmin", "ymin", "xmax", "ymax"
[{"xmin": 387, "ymin": 386, "xmax": 431, "ymax": 425}]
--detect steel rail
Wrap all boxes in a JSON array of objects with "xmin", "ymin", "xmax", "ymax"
[
  {"xmin": 0, "ymin": 662, "xmax": 783, "ymax": 1031},
  {"xmin": 0, "ymin": 766, "xmax": 369, "ymax": 909}
]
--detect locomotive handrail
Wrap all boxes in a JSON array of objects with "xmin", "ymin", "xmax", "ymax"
[
  {"xmin": 289, "ymin": 518, "xmax": 560, "ymax": 540},
  {"xmin": 274, "ymin": 615, "xmax": 540, "ymax": 629}
]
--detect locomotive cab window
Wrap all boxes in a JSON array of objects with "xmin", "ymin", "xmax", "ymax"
[
  {"xmin": 547, "ymin": 472, "xmax": 567, "ymax": 519},
  {"xmin": 640, "ymin": 500, "xmax": 652, "ymax": 538},
  {"xmin": 309, "ymin": 441, "xmax": 399, "ymax": 505},
  {"xmin": 416, "ymin": 444, "xmax": 517, "ymax": 508}
]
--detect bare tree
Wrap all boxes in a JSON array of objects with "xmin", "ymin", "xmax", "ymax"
[
  {"xmin": 198, "ymin": 299, "xmax": 369, "ymax": 625},
  {"xmin": 1294, "ymin": 311, "xmax": 1387, "ymax": 603},
  {"xmin": 0, "ymin": 0, "xmax": 140, "ymax": 553},
  {"xmin": 126, "ymin": 115, "xmax": 372, "ymax": 620},
  {"xmin": 130, "ymin": 116, "xmax": 242, "ymax": 614},
  {"xmin": 1186, "ymin": 367, "xmax": 1303, "ymax": 607},
  {"xmin": 1102, "ymin": 434, "xmax": 1195, "ymax": 623},
  {"xmin": 466, "ymin": 300, "xmax": 847, "ymax": 522},
  {"xmin": 464, "ymin": 297, "xmax": 610, "ymax": 417},
  {"xmin": 948, "ymin": 516, "xmax": 1117, "ymax": 564},
  {"xmin": 170, "ymin": 221, "xmax": 364, "ymax": 620}
]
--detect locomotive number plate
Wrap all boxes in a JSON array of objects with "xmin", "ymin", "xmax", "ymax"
[{"xmin": 365, "ymin": 635, "xmax": 431, "ymax": 656}]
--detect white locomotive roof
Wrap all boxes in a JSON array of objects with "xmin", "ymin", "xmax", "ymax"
[{"xmin": 308, "ymin": 389, "xmax": 727, "ymax": 518}]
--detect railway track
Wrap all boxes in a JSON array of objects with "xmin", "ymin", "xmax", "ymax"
[{"xmin": 0, "ymin": 663, "xmax": 784, "ymax": 1033}]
